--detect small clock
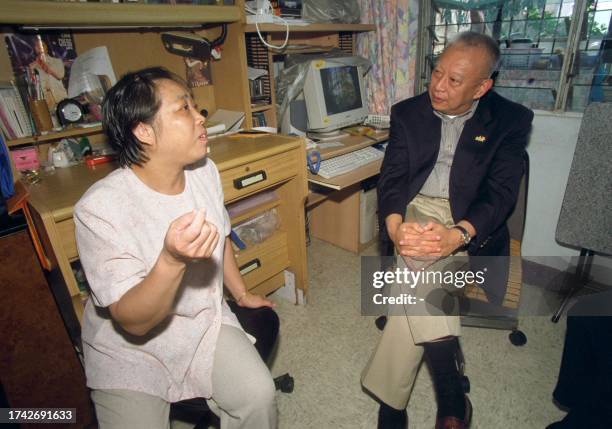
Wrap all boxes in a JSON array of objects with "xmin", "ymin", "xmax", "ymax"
[{"xmin": 57, "ymin": 98, "xmax": 86, "ymax": 126}]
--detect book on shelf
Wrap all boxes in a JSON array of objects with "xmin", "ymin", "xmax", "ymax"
[
  {"xmin": 251, "ymin": 98, "xmax": 271, "ymax": 106},
  {"xmin": 0, "ymin": 82, "xmax": 33, "ymax": 139},
  {"xmin": 249, "ymin": 77, "xmax": 268, "ymax": 102},
  {"xmin": 252, "ymin": 111, "xmax": 267, "ymax": 127},
  {"xmin": 0, "ymin": 101, "xmax": 15, "ymax": 140}
]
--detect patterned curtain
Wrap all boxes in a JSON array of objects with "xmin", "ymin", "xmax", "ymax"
[{"xmin": 356, "ymin": 0, "xmax": 420, "ymax": 114}]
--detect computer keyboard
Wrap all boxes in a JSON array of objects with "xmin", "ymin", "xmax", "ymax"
[
  {"xmin": 363, "ymin": 114, "xmax": 390, "ymax": 129},
  {"xmin": 317, "ymin": 146, "xmax": 384, "ymax": 179}
]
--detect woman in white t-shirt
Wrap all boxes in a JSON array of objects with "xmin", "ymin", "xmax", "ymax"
[{"xmin": 74, "ymin": 67, "xmax": 277, "ymax": 429}]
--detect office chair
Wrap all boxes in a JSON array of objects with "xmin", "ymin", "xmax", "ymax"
[
  {"xmin": 551, "ymin": 102, "xmax": 612, "ymax": 323},
  {"xmin": 376, "ymin": 153, "xmax": 530, "ymax": 346},
  {"xmin": 171, "ymin": 302, "xmax": 293, "ymax": 427},
  {"xmin": 458, "ymin": 153, "xmax": 529, "ymax": 346}
]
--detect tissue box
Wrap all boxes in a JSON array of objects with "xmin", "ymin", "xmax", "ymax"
[{"xmin": 11, "ymin": 147, "xmax": 40, "ymax": 171}]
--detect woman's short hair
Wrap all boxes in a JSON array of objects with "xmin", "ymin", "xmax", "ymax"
[{"xmin": 102, "ymin": 67, "xmax": 185, "ymax": 168}]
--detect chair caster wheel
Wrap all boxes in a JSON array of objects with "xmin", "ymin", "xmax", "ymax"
[
  {"xmin": 274, "ymin": 373, "xmax": 294, "ymax": 393},
  {"xmin": 461, "ymin": 375, "xmax": 470, "ymax": 394},
  {"xmin": 375, "ymin": 316, "xmax": 387, "ymax": 331},
  {"xmin": 509, "ymin": 330, "xmax": 527, "ymax": 346}
]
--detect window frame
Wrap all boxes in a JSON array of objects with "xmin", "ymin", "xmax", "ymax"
[{"xmin": 416, "ymin": 0, "xmax": 603, "ymax": 112}]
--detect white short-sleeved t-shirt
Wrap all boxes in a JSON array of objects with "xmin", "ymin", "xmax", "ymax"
[{"xmin": 74, "ymin": 158, "xmax": 241, "ymax": 402}]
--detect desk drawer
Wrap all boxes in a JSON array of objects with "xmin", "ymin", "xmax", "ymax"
[
  {"xmin": 235, "ymin": 231, "xmax": 289, "ymax": 291},
  {"xmin": 56, "ymin": 218, "xmax": 79, "ymax": 261},
  {"xmin": 221, "ymin": 150, "xmax": 299, "ymax": 202},
  {"xmin": 250, "ymin": 271, "xmax": 286, "ymax": 297}
]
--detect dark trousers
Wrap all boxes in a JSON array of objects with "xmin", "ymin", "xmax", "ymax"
[{"xmin": 552, "ymin": 315, "xmax": 612, "ymax": 428}]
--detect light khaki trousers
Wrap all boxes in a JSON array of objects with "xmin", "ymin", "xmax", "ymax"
[
  {"xmin": 92, "ymin": 324, "xmax": 277, "ymax": 429},
  {"xmin": 361, "ymin": 195, "xmax": 466, "ymax": 410}
]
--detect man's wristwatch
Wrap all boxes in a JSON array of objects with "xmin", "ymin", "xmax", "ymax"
[{"xmin": 453, "ymin": 225, "xmax": 472, "ymax": 247}]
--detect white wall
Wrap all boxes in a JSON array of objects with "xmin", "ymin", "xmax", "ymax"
[{"xmin": 523, "ymin": 110, "xmax": 611, "ymax": 285}]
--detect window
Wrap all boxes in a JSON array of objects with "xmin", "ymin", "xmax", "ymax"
[{"xmin": 416, "ymin": 0, "xmax": 612, "ymax": 112}]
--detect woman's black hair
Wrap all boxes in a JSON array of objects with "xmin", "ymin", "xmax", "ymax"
[{"xmin": 102, "ymin": 67, "xmax": 185, "ymax": 168}]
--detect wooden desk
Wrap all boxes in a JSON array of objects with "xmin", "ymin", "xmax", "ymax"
[
  {"xmin": 306, "ymin": 131, "xmax": 388, "ymax": 253},
  {"xmin": 26, "ymin": 134, "xmax": 308, "ymax": 324}
]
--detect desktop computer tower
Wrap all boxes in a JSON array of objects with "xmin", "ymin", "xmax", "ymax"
[
  {"xmin": 359, "ymin": 187, "xmax": 378, "ymax": 245},
  {"xmin": 309, "ymin": 182, "xmax": 379, "ymax": 253}
]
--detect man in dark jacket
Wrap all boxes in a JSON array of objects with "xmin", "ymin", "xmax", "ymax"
[{"xmin": 362, "ymin": 32, "xmax": 533, "ymax": 429}]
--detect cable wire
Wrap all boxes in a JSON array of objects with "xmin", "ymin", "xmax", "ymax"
[{"xmin": 245, "ymin": 0, "xmax": 290, "ymax": 50}]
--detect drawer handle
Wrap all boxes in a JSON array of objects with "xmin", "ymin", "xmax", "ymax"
[
  {"xmin": 239, "ymin": 258, "xmax": 261, "ymax": 276},
  {"xmin": 234, "ymin": 170, "xmax": 267, "ymax": 190}
]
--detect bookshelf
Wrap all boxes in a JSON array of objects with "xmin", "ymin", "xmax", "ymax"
[{"xmin": 6, "ymin": 124, "xmax": 102, "ymax": 148}]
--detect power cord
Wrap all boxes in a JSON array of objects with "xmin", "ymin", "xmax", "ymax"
[
  {"xmin": 209, "ymin": 23, "xmax": 227, "ymax": 48},
  {"xmin": 245, "ymin": 0, "xmax": 290, "ymax": 50}
]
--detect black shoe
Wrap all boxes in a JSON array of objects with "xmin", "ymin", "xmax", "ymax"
[
  {"xmin": 435, "ymin": 395, "xmax": 471, "ymax": 429},
  {"xmin": 424, "ymin": 337, "xmax": 471, "ymax": 427},
  {"xmin": 377, "ymin": 402, "xmax": 407, "ymax": 429}
]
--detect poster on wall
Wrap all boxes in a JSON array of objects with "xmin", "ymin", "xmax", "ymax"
[
  {"xmin": 4, "ymin": 32, "xmax": 77, "ymax": 117},
  {"xmin": 184, "ymin": 57, "xmax": 213, "ymax": 88}
]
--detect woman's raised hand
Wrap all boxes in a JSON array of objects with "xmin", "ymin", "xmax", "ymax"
[{"xmin": 163, "ymin": 209, "xmax": 220, "ymax": 263}]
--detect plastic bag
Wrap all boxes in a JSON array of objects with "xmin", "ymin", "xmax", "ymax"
[
  {"xmin": 234, "ymin": 209, "xmax": 280, "ymax": 245},
  {"xmin": 302, "ymin": 0, "xmax": 361, "ymax": 23}
]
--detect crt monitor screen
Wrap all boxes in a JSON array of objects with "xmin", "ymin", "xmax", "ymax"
[
  {"xmin": 320, "ymin": 65, "xmax": 363, "ymax": 116},
  {"xmin": 301, "ymin": 57, "xmax": 368, "ymax": 134}
]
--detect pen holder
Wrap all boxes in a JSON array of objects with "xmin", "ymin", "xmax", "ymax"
[{"xmin": 29, "ymin": 99, "xmax": 53, "ymax": 132}]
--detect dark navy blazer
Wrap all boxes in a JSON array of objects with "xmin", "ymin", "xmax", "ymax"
[{"xmin": 377, "ymin": 91, "xmax": 534, "ymax": 303}]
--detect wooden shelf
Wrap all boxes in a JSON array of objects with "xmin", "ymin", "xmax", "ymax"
[
  {"xmin": 0, "ymin": 0, "xmax": 240, "ymax": 27},
  {"xmin": 273, "ymin": 44, "xmax": 336, "ymax": 54},
  {"xmin": 251, "ymin": 104, "xmax": 274, "ymax": 113},
  {"xmin": 243, "ymin": 23, "xmax": 376, "ymax": 33},
  {"xmin": 6, "ymin": 125, "xmax": 103, "ymax": 148},
  {"xmin": 306, "ymin": 189, "xmax": 333, "ymax": 208}
]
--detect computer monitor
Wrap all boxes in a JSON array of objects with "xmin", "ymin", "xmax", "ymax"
[{"xmin": 302, "ymin": 57, "xmax": 368, "ymax": 137}]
